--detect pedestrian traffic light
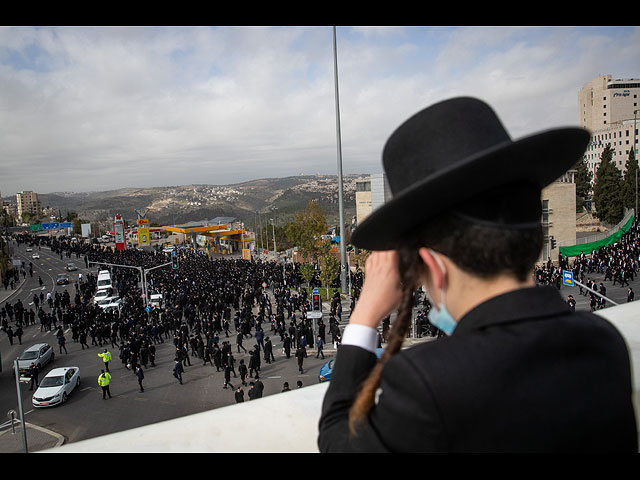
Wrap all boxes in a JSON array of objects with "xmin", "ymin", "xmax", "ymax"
[
  {"xmin": 172, "ymin": 255, "xmax": 179, "ymax": 269},
  {"xmin": 312, "ymin": 294, "xmax": 321, "ymax": 311},
  {"xmin": 550, "ymin": 236, "xmax": 557, "ymax": 249}
]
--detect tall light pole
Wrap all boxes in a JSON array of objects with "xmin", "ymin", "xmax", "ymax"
[
  {"xmin": 271, "ymin": 218, "xmax": 277, "ymax": 256},
  {"xmin": 634, "ymin": 110, "xmax": 638, "ymax": 219},
  {"xmin": 333, "ymin": 26, "xmax": 347, "ymax": 294}
]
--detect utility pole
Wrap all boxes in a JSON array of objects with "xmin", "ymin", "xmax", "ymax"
[
  {"xmin": 634, "ymin": 110, "xmax": 638, "ymax": 219},
  {"xmin": 332, "ymin": 26, "xmax": 347, "ymax": 294}
]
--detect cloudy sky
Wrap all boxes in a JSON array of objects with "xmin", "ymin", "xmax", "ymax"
[{"xmin": 1, "ymin": 25, "xmax": 639, "ymax": 197}]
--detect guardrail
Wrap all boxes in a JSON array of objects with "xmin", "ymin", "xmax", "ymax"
[{"xmin": 45, "ymin": 301, "xmax": 640, "ymax": 453}]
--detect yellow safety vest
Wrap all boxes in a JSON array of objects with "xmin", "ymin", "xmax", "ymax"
[
  {"xmin": 98, "ymin": 373, "xmax": 111, "ymax": 387},
  {"xmin": 99, "ymin": 351, "xmax": 112, "ymax": 363}
]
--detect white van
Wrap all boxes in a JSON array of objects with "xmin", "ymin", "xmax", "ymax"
[{"xmin": 97, "ymin": 270, "xmax": 113, "ymax": 291}]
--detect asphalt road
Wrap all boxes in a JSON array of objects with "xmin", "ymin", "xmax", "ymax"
[{"xmin": 0, "ymin": 240, "xmax": 333, "ymax": 449}]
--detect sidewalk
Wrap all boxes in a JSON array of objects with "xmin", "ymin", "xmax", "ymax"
[
  {"xmin": 0, "ymin": 422, "xmax": 65, "ymax": 453},
  {"xmin": 0, "ymin": 275, "xmax": 26, "ymax": 305}
]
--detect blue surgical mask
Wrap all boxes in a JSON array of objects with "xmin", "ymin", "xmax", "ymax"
[{"xmin": 426, "ymin": 249, "xmax": 457, "ymax": 336}]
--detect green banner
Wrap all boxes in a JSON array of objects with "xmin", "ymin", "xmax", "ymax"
[
  {"xmin": 559, "ymin": 215, "xmax": 635, "ymax": 257},
  {"xmin": 30, "ymin": 224, "xmax": 41, "ymax": 232}
]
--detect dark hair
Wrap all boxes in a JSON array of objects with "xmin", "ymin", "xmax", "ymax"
[{"xmin": 347, "ymin": 212, "xmax": 542, "ymax": 435}]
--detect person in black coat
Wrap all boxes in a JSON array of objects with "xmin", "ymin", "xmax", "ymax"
[
  {"xmin": 295, "ymin": 345, "xmax": 305, "ymax": 374},
  {"xmin": 28, "ymin": 363, "xmax": 40, "ymax": 391},
  {"xmin": 173, "ymin": 360, "xmax": 184, "ymax": 385},
  {"xmin": 283, "ymin": 334, "xmax": 291, "ymax": 359},
  {"xmin": 235, "ymin": 386, "xmax": 244, "ymax": 403},
  {"xmin": 317, "ymin": 97, "xmax": 637, "ymax": 453},
  {"xmin": 136, "ymin": 366, "xmax": 145, "ymax": 392},
  {"xmin": 247, "ymin": 382, "xmax": 259, "ymax": 400},
  {"xmin": 263, "ymin": 336, "xmax": 275, "ymax": 364}
]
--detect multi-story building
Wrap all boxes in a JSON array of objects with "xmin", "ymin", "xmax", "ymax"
[
  {"xmin": 583, "ymin": 119, "xmax": 638, "ymax": 176},
  {"xmin": 16, "ymin": 190, "xmax": 41, "ymax": 219},
  {"xmin": 579, "ymin": 75, "xmax": 640, "ymax": 131},
  {"xmin": 354, "ymin": 173, "xmax": 392, "ymax": 226},
  {"xmin": 579, "ymin": 75, "xmax": 639, "ymax": 177},
  {"xmin": 540, "ymin": 172, "xmax": 577, "ymax": 263}
]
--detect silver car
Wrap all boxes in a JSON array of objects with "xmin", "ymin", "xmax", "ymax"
[{"xmin": 17, "ymin": 343, "xmax": 54, "ymax": 378}]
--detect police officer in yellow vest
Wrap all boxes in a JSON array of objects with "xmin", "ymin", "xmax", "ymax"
[
  {"xmin": 98, "ymin": 349, "xmax": 111, "ymax": 372},
  {"xmin": 98, "ymin": 369, "xmax": 112, "ymax": 399}
]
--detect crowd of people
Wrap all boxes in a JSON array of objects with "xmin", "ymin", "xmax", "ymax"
[
  {"xmin": 1, "ymin": 232, "xmax": 351, "ymax": 402},
  {"xmin": 533, "ymin": 219, "xmax": 639, "ymax": 310}
]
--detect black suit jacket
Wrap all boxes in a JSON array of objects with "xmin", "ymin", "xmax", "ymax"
[{"xmin": 318, "ymin": 286, "xmax": 638, "ymax": 452}]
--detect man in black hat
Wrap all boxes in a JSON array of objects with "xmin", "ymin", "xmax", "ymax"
[{"xmin": 318, "ymin": 97, "xmax": 637, "ymax": 453}]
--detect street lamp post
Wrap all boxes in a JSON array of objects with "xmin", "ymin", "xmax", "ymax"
[
  {"xmin": 332, "ymin": 26, "xmax": 348, "ymax": 295},
  {"xmin": 634, "ymin": 110, "xmax": 638, "ymax": 219},
  {"xmin": 271, "ymin": 218, "xmax": 276, "ymax": 256}
]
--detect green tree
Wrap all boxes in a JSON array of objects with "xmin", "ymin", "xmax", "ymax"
[
  {"xmin": 318, "ymin": 243, "xmax": 340, "ymax": 297},
  {"xmin": 299, "ymin": 262, "xmax": 316, "ymax": 287},
  {"xmin": 593, "ymin": 144, "xmax": 624, "ymax": 224},
  {"xmin": 21, "ymin": 211, "xmax": 35, "ymax": 224},
  {"xmin": 621, "ymin": 148, "xmax": 639, "ymax": 213},
  {"xmin": 572, "ymin": 157, "xmax": 593, "ymax": 212},
  {"xmin": 284, "ymin": 200, "xmax": 329, "ymax": 262}
]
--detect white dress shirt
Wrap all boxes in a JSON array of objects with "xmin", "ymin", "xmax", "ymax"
[{"xmin": 340, "ymin": 323, "xmax": 378, "ymax": 354}]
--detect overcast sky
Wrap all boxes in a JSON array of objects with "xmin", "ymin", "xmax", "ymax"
[{"xmin": 1, "ymin": 25, "xmax": 639, "ymax": 197}]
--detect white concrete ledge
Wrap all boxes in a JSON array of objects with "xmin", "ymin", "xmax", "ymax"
[{"xmin": 48, "ymin": 382, "xmax": 329, "ymax": 453}]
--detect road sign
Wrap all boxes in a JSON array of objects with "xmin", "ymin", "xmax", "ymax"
[
  {"xmin": 562, "ymin": 270, "xmax": 574, "ymax": 286},
  {"xmin": 306, "ymin": 311, "xmax": 322, "ymax": 319},
  {"xmin": 312, "ymin": 288, "xmax": 319, "ymax": 294}
]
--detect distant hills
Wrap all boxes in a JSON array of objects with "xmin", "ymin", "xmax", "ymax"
[{"xmin": 33, "ymin": 174, "xmax": 367, "ymax": 229}]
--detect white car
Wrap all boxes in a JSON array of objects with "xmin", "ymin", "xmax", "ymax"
[
  {"xmin": 26, "ymin": 247, "xmax": 33, "ymax": 252},
  {"xmin": 98, "ymin": 296, "xmax": 122, "ymax": 311},
  {"xmin": 149, "ymin": 293, "xmax": 163, "ymax": 308},
  {"xmin": 32, "ymin": 367, "xmax": 80, "ymax": 407},
  {"xmin": 32, "ymin": 253, "xmax": 40, "ymax": 259},
  {"xmin": 93, "ymin": 289, "xmax": 111, "ymax": 304}
]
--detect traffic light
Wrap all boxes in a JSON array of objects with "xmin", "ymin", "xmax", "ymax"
[
  {"xmin": 550, "ymin": 236, "xmax": 557, "ymax": 249},
  {"xmin": 172, "ymin": 254, "xmax": 179, "ymax": 269},
  {"xmin": 312, "ymin": 294, "xmax": 321, "ymax": 311}
]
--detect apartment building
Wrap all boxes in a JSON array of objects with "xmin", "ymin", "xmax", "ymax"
[
  {"xmin": 579, "ymin": 75, "xmax": 639, "ymax": 176},
  {"xmin": 16, "ymin": 190, "xmax": 41, "ymax": 219}
]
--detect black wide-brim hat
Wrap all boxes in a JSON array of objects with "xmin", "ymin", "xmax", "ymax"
[{"xmin": 350, "ymin": 97, "xmax": 591, "ymax": 251}]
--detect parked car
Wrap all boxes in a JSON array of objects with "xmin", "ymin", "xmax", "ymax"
[
  {"xmin": 318, "ymin": 347, "xmax": 384, "ymax": 383},
  {"xmin": 65, "ymin": 263, "xmax": 77, "ymax": 271},
  {"xmin": 16, "ymin": 344, "xmax": 54, "ymax": 378},
  {"xmin": 32, "ymin": 367, "xmax": 81, "ymax": 407},
  {"xmin": 56, "ymin": 273, "xmax": 70, "ymax": 285}
]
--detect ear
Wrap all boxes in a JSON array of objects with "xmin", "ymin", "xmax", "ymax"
[{"xmin": 418, "ymin": 247, "xmax": 445, "ymax": 291}]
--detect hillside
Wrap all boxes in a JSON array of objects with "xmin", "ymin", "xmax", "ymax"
[{"xmin": 33, "ymin": 174, "xmax": 367, "ymax": 229}]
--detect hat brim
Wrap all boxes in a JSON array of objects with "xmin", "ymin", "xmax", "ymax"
[{"xmin": 350, "ymin": 127, "xmax": 590, "ymax": 251}]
